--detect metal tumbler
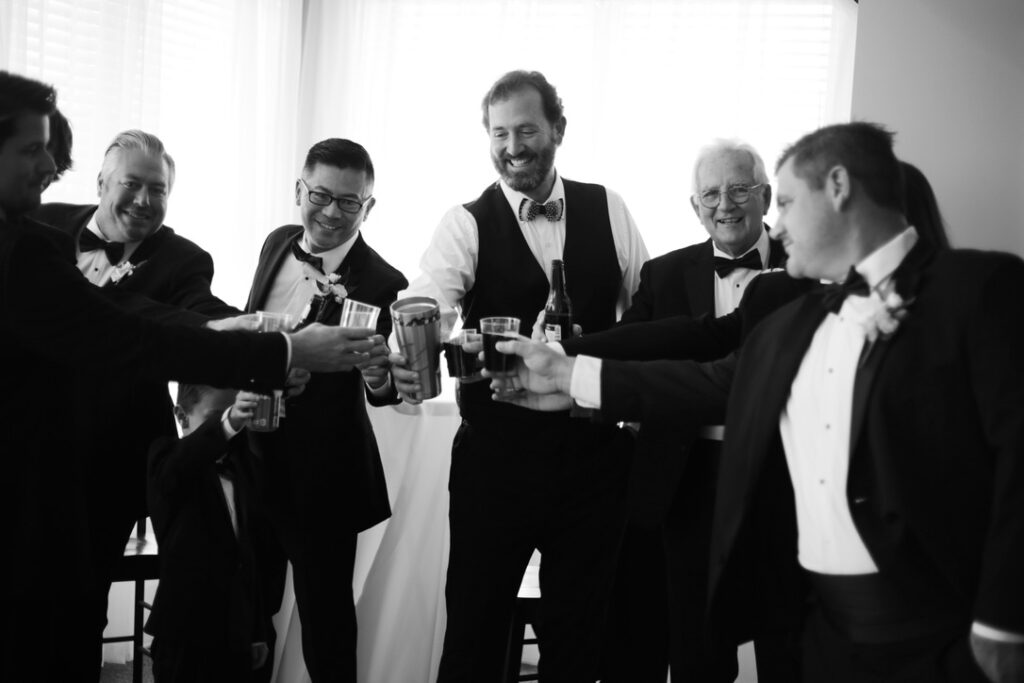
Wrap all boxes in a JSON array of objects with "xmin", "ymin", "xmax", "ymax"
[{"xmin": 391, "ymin": 296, "xmax": 443, "ymax": 400}]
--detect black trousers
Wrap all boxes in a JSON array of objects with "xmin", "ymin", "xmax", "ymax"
[
  {"xmin": 151, "ymin": 638, "xmax": 252, "ymax": 683},
  {"xmin": 260, "ymin": 529, "xmax": 358, "ymax": 683},
  {"xmin": 437, "ymin": 418, "xmax": 632, "ymax": 683}
]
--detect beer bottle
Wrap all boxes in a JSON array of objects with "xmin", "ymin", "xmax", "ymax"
[{"xmin": 543, "ymin": 259, "xmax": 574, "ymax": 342}]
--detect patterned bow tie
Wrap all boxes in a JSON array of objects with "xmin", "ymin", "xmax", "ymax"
[
  {"xmin": 713, "ymin": 250, "xmax": 762, "ymax": 277},
  {"xmin": 821, "ymin": 266, "xmax": 871, "ymax": 313},
  {"xmin": 290, "ymin": 238, "xmax": 324, "ymax": 273},
  {"xmin": 79, "ymin": 229, "xmax": 125, "ymax": 264},
  {"xmin": 518, "ymin": 197, "xmax": 564, "ymax": 222}
]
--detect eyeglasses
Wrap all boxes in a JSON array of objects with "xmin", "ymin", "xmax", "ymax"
[
  {"xmin": 696, "ymin": 183, "xmax": 765, "ymax": 209},
  {"xmin": 298, "ymin": 178, "xmax": 370, "ymax": 214}
]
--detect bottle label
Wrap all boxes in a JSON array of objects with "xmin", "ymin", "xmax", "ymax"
[{"xmin": 544, "ymin": 323, "xmax": 562, "ymax": 342}]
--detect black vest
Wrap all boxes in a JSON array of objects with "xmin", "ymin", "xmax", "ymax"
[{"xmin": 458, "ymin": 179, "xmax": 621, "ymax": 424}]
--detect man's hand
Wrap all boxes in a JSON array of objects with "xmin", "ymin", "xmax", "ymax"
[
  {"xmin": 484, "ymin": 337, "xmax": 575, "ymax": 396},
  {"xmin": 389, "ymin": 352, "xmax": 422, "ymax": 404},
  {"xmin": 206, "ymin": 313, "xmax": 258, "ymax": 332},
  {"xmin": 285, "ymin": 367, "xmax": 311, "ymax": 398},
  {"xmin": 227, "ymin": 391, "xmax": 260, "ymax": 431},
  {"xmin": 971, "ymin": 632, "xmax": 1024, "ymax": 683},
  {"xmin": 357, "ymin": 334, "xmax": 392, "ymax": 389},
  {"xmin": 251, "ymin": 641, "xmax": 269, "ymax": 671},
  {"xmin": 288, "ymin": 323, "xmax": 377, "ymax": 372}
]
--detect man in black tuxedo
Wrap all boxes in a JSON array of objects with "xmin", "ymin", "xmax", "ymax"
[
  {"xmin": 245, "ymin": 138, "xmax": 407, "ymax": 683},
  {"xmin": 0, "ymin": 70, "xmax": 387, "ymax": 683},
  {"xmin": 593, "ymin": 140, "xmax": 787, "ymax": 683},
  {"xmin": 30, "ymin": 129, "xmax": 245, "ymax": 663},
  {"xmin": 493, "ymin": 122, "xmax": 1024, "ymax": 683}
]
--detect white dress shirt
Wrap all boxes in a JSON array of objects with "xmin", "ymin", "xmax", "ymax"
[
  {"xmin": 262, "ymin": 230, "xmax": 359, "ymax": 323},
  {"xmin": 76, "ymin": 213, "xmax": 143, "ymax": 286},
  {"xmin": 400, "ymin": 174, "xmax": 649, "ymax": 332}
]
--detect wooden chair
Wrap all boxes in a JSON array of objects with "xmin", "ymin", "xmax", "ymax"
[
  {"xmin": 102, "ymin": 517, "xmax": 159, "ymax": 683},
  {"xmin": 503, "ymin": 564, "xmax": 541, "ymax": 683}
]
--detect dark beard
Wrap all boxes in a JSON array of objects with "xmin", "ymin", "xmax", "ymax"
[{"xmin": 492, "ymin": 143, "xmax": 556, "ymax": 194}]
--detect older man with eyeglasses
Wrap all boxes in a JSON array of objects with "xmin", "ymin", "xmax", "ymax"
[
  {"xmin": 592, "ymin": 139, "xmax": 793, "ymax": 683},
  {"xmin": 243, "ymin": 138, "xmax": 408, "ymax": 683}
]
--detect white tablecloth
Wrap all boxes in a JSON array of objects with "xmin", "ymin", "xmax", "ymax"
[{"xmin": 272, "ymin": 396, "xmax": 461, "ymax": 683}]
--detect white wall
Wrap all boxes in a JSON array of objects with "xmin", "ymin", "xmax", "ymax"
[{"xmin": 851, "ymin": 0, "xmax": 1024, "ymax": 256}]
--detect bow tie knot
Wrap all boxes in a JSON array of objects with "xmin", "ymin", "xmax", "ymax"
[
  {"xmin": 821, "ymin": 266, "xmax": 871, "ymax": 313},
  {"xmin": 290, "ymin": 239, "xmax": 324, "ymax": 274},
  {"xmin": 519, "ymin": 197, "xmax": 564, "ymax": 223},
  {"xmin": 713, "ymin": 250, "xmax": 762, "ymax": 277},
  {"xmin": 79, "ymin": 229, "xmax": 125, "ymax": 264}
]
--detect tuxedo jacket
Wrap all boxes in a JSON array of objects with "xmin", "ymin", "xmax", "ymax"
[
  {"xmin": 30, "ymin": 202, "xmax": 242, "ymax": 521},
  {"xmin": 562, "ymin": 234, "xmax": 790, "ymax": 523},
  {"xmin": 707, "ymin": 244, "xmax": 1024, "ymax": 646},
  {"xmin": 620, "ymin": 229, "xmax": 787, "ymax": 324},
  {"xmin": 146, "ymin": 419, "xmax": 265, "ymax": 651},
  {"xmin": 245, "ymin": 226, "xmax": 408, "ymax": 548},
  {"xmin": 0, "ymin": 216, "xmax": 287, "ymax": 600}
]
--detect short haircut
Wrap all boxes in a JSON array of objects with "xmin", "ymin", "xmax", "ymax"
[
  {"xmin": 176, "ymin": 383, "xmax": 215, "ymax": 415},
  {"xmin": 49, "ymin": 109, "xmax": 73, "ymax": 180},
  {"xmin": 691, "ymin": 139, "xmax": 769, "ymax": 194},
  {"xmin": 481, "ymin": 70, "xmax": 564, "ymax": 130},
  {"xmin": 776, "ymin": 122, "xmax": 903, "ymax": 212},
  {"xmin": 302, "ymin": 138, "xmax": 374, "ymax": 185},
  {"xmin": 100, "ymin": 129, "xmax": 176, "ymax": 191},
  {"xmin": 0, "ymin": 70, "xmax": 57, "ymax": 148}
]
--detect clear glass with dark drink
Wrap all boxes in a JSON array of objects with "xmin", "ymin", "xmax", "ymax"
[
  {"xmin": 444, "ymin": 329, "xmax": 484, "ymax": 382},
  {"xmin": 480, "ymin": 316, "xmax": 520, "ymax": 373}
]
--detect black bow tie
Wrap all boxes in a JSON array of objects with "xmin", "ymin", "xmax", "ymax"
[
  {"xmin": 290, "ymin": 239, "xmax": 324, "ymax": 274},
  {"xmin": 79, "ymin": 229, "xmax": 125, "ymax": 264},
  {"xmin": 821, "ymin": 267, "xmax": 871, "ymax": 313},
  {"xmin": 713, "ymin": 250, "xmax": 762, "ymax": 277},
  {"xmin": 518, "ymin": 197, "xmax": 564, "ymax": 222}
]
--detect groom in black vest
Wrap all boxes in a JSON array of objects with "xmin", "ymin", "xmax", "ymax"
[{"xmin": 391, "ymin": 70, "xmax": 649, "ymax": 682}]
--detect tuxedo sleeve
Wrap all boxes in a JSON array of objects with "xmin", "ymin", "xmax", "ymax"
[
  {"xmin": 148, "ymin": 418, "xmax": 228, "ymax": 521},
  {"xmin": 969, "ymin": 255, "xmax": 1024, "ymax": 633},
  {"xmin": 159, "ymin": 246, "xmax": 241, "ymax": 318},
  {"xmin": 102, "ymin": 286, "xmax": 211, "ymax": 326},
  {"xmin": 599, "ymin": 353, "xmax": 736, "ymax": 425},
  {"xmin": 3, "ymin": 228, "xmax": 286, "ymax": 391},
  {"xmin": 617, "ymin": 258, "xmax": 657, "ymax": 324},
  {"xmin": 562, "ymin": 311, "xmax": 739, "ymax": 362}
]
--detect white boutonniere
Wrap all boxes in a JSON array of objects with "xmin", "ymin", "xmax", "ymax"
[
  {"xmin": 862, "ymin": 290, "xmax": 912, "ymax": 343},
  {"xmin": 109, "ymin": 260, "xmax": 145, "ymax": 284},
  {"xmin": 315, "ymin": 272, "xmax": 348, "ymax": 304}
]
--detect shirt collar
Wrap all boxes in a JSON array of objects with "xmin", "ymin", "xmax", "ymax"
[
  {"xmin": 86, "ymin": 210, "xmax": 144, "ymax": 259},
  {"xmin": 499, "ymin": 172, "xmax": 565, "ymax": 223},
  {"xmin": 301, "ymin": 229, "xmax": 359, "ymax": 275},
  {"xmin": 711, "ymin": 225, "xmax": 771, "ymax": 267},
  {"xmin": 853, "ymin": 226, "xmax": 919, "ymax": 291}
]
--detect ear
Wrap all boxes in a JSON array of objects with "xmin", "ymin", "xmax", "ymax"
[
  {"xmin": 690, "ymin": 194, "xmax": 701, "ymax": 218},
  {"xmin": 96, "ymin": 172, "xmax": 104, "ymax": 197},
  {"xmin": 173, "ymin": 405, "xmax": 188, "ymax": 429},
  {"xmin": 825, "ymin": 165, "xmax": 851, "ymax": 211},
  {"xmin": 553, "ymin": 116, "xmax": 567, "ymax": 145},
  {"xmin": 362, "ymin": 196, "xmax": 376, "ymax": 221},
  {"xmin": 295, "ymin": 180, "xmax": 302, "ymax": 206},
  {"xmin": 761, "ymin": 184, "xmax": 772, "ymax": 214}
]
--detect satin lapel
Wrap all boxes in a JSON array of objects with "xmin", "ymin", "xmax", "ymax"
[
  {"xmin": 248, "ymin": 228, "xmax": 301, "ymax": 311},
  {"xmin": 337, "ymin": 233, "xmax": 368, "ymax": 300},
  {"xmin": 127, "ymin": 225, "xmax": 170, "ymax": 264},
  {"xmin": 848, "ymin": 241, "xmax": 935, "ymax": 457},
  {"xmin": 687, "ymin": 240, "xmax": 716, "ymax": 315}
]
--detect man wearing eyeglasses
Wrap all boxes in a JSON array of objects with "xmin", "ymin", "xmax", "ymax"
[
  {"xmin": 244, "ymin": 138, "xmax": 407, "ymax": 683},
  {"xmin": 594, "ymin": 140, "xmax": 789, "ymax": 683}
]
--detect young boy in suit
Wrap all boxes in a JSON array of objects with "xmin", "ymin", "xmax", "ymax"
[{"xmin": 146, "ymin": 384, "xmax": 270, "ymax": 683}]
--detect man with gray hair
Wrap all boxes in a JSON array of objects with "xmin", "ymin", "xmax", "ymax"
[
  {"xmin": 598, "ymin": 139, "xmax": 789, "ymax": 682},
  {"xmin": 31, "ymin": 128, "xmax": 243, "ymax": 667}
]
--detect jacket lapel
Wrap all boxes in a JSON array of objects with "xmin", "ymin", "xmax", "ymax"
[
  {"xmin": 687, "ymin": 239, "xmax": 716, "ymax": 314},
  {"xmin": 766, "ymin": 229, "xmax": 787, "ymax": 269},
  {"xmin": 848, "ymin": 241, "xmax": 935, "ymax": 457},
  {"xmin": 247, "ymin": 227, "xmax": 302, "ymax": 312}
]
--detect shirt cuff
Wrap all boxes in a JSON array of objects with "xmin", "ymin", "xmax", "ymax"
[
  {"xmin": 570, "ymin": 355, "xmax": 602, "ymax": 409},
  {"xmin": 281, "ymin": 332, "xmax": 292, "ymax": 374},
  {"xmin": 220, "ymin": 407, "xmax": 242, "ymax": 440},
  {"xmin": 972, "ymin": 622, "xmax": 1024, "ymax": 644}
]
